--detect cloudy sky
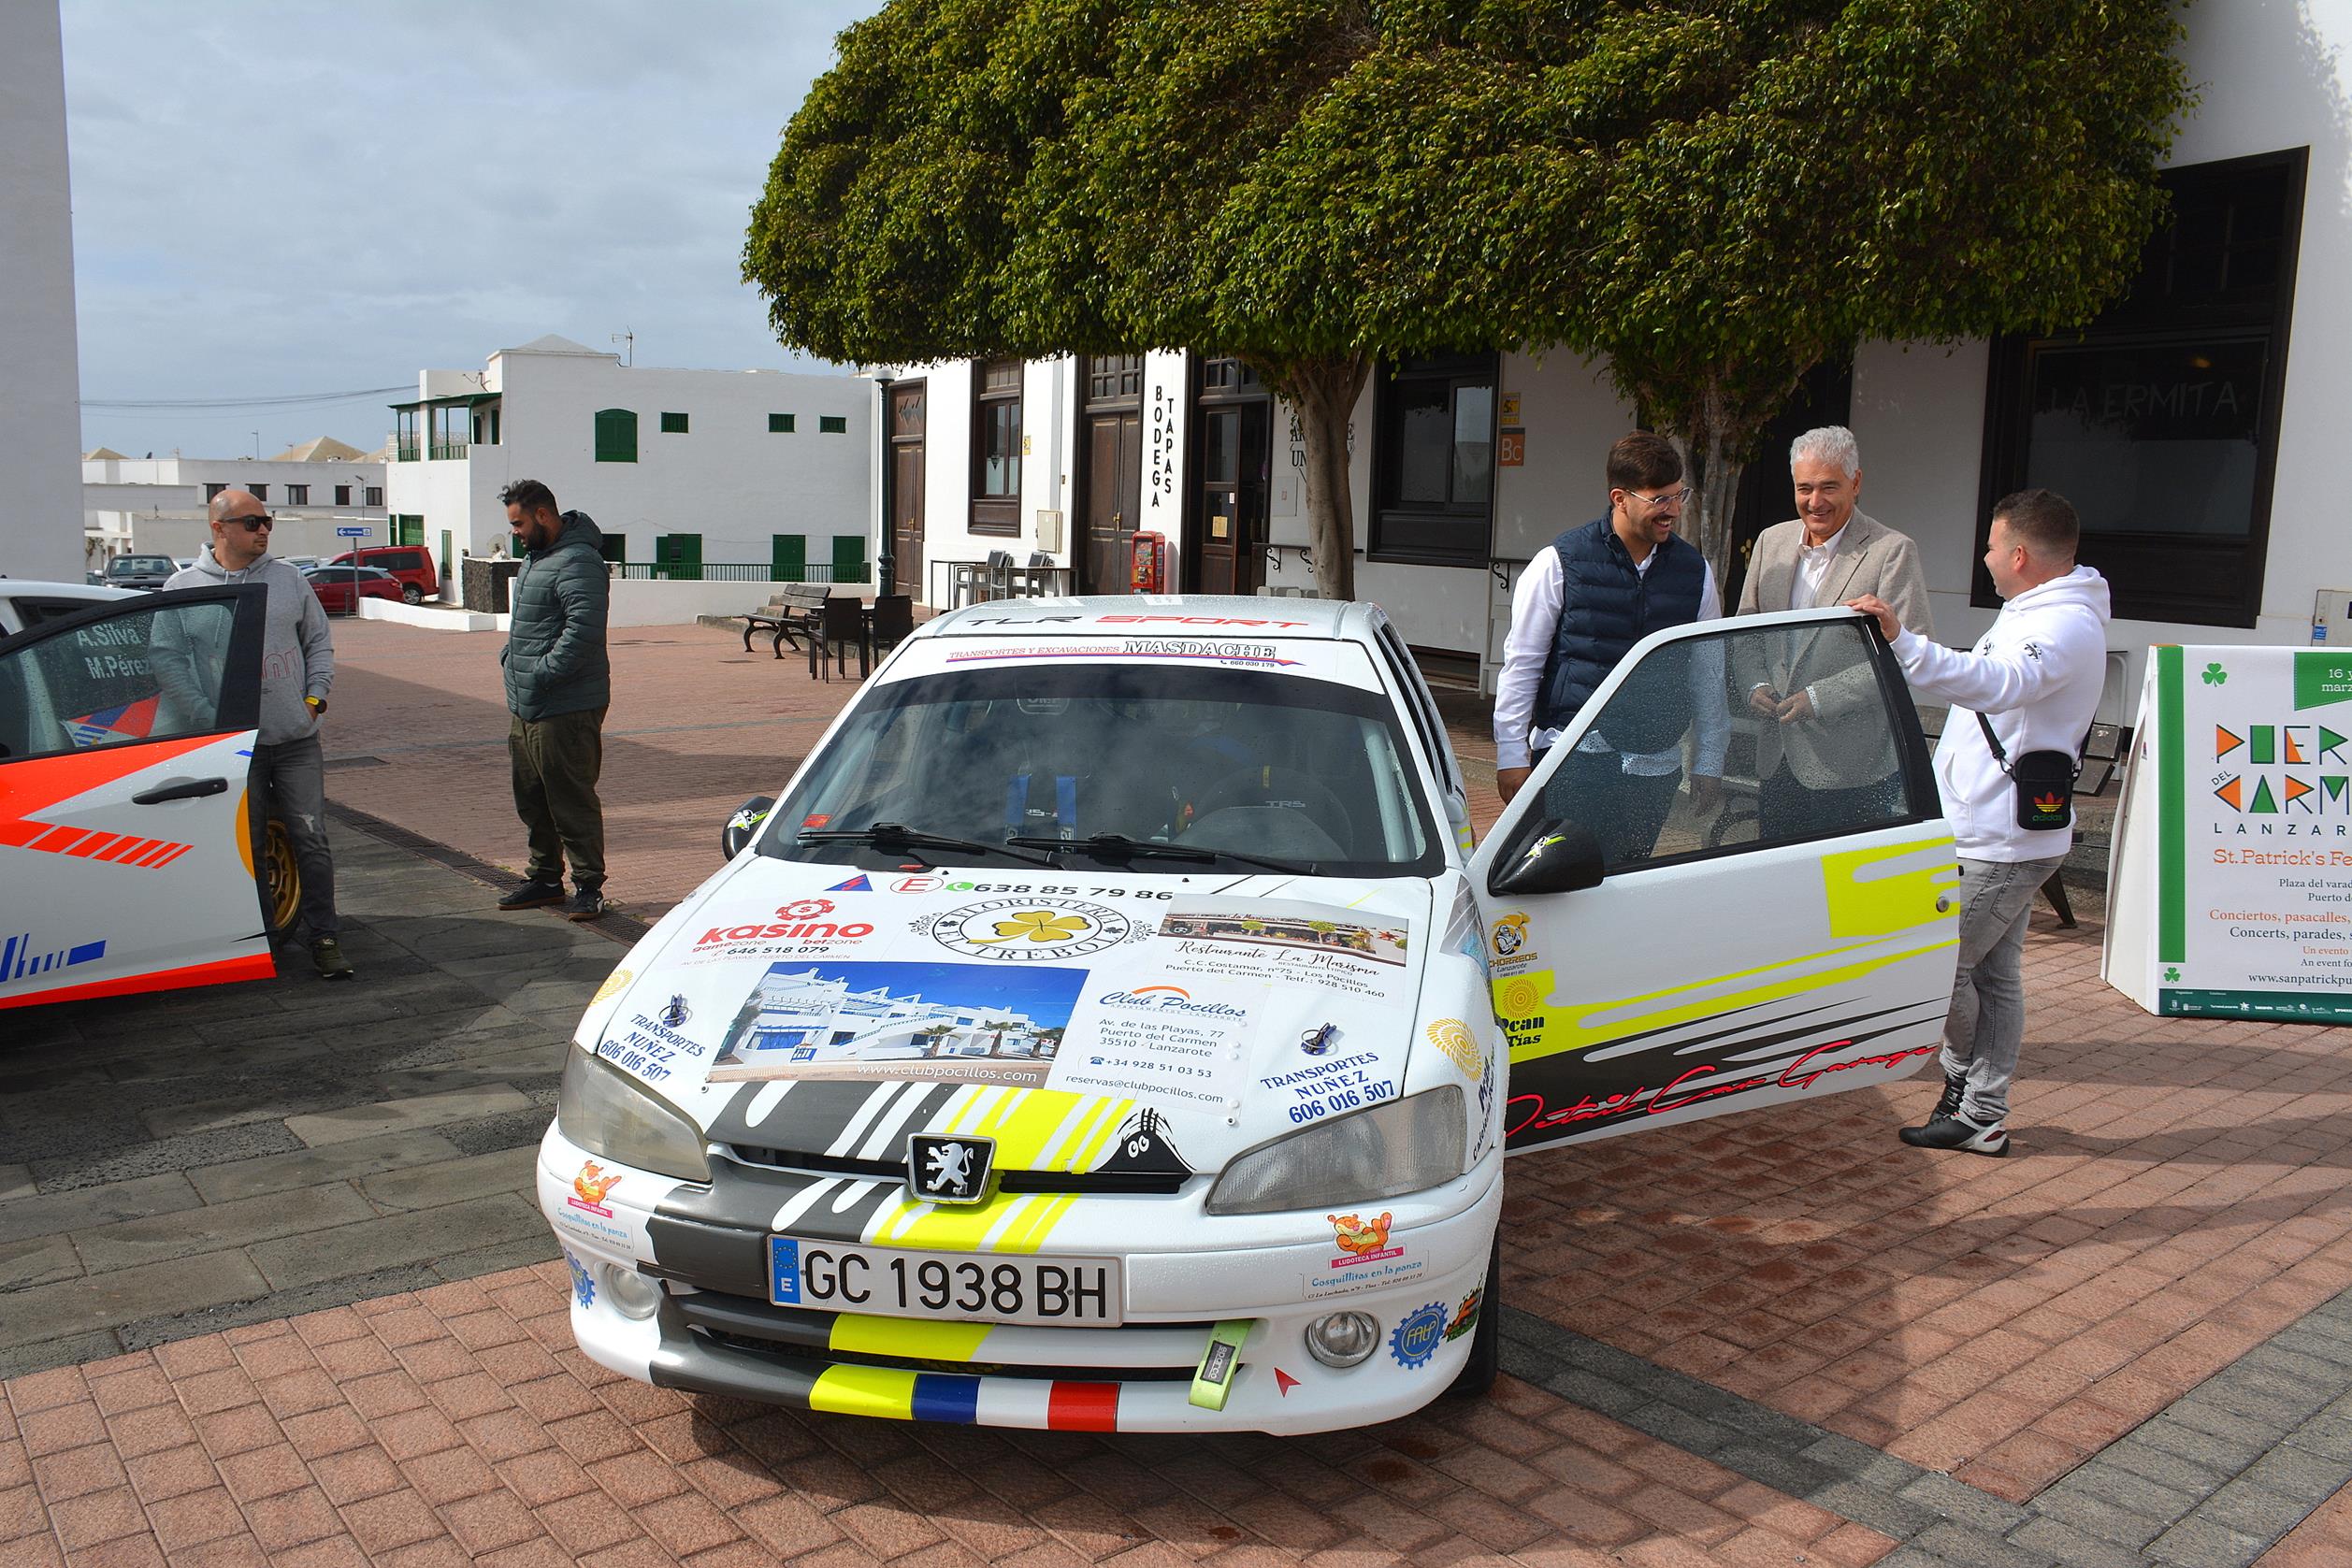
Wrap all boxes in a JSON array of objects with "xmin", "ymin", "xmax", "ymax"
[{"xmin": 64, "ymin": 0, "xmax": 884, "ymax": 459}]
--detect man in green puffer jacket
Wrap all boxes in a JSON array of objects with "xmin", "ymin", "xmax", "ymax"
[{"xmin": 497, "ymin": 479, "xmax": 613, "ymax": 920}]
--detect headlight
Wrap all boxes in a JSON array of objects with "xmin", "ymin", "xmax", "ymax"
[
  {"xmin": 556, "ymin": 1049, "xmax": 711, "ymax": 1183},
  {"xmin": 1205, "ymin": 1086, "xmax": 1465, "ymax": 1216}
]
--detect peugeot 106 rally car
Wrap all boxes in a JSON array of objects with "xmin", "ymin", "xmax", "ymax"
[{"xmin": 540, "ymin": 595, "xmax": 1961, "ymax": 1433}]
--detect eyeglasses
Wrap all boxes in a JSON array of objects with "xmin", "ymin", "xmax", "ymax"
[
  {"xmin": 1621, "ymin": 487, "xmax": 1692, "ymax": 511},
  {"xmin": 222, "ymin": 514, "xmax": 274, "ymax": 530}
]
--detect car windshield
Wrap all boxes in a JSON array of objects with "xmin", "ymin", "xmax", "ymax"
[
  {"xmin": 110, "ymin": 557, "xmax": 172, "ymax": 573},
  {"xmin": 758, "ymin": 659, "xmax": 1442, "ymax": 875}
]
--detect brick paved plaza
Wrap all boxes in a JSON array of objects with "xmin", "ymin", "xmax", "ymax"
[{"xmin": 6, "ymin": 617, "xmax": 2352, "ymax": 1566}]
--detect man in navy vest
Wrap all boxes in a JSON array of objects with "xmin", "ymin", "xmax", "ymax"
[{"xmin": 1493, "ymin": 432, "xmax": 1726, "ymax": 867}]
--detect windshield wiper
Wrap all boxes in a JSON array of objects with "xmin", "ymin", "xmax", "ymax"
[
  {"xmin": 1004, "ymin": 832, "xmax": 1318, "ymax": 875},
  {"xmin": 799, "ymin": 823, "xmax": 1059, "ymax": 867}
]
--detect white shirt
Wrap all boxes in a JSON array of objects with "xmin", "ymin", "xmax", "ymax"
[
  {"xmin": 1493, "ymin": 539, "xmax": 1728, "ymax": 774},
  {"xmin": 1793, "ymin": 519, "xmax": 1851, "ymax": 610},
  {"xmin": 1892, "ymin": 566, "xmax": 2112, "ymax": 862}
]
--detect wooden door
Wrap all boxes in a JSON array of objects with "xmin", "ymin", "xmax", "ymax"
[
  {"xmin": 888, "ymin": 382, "xmax": 925, "ymax": 597},
  {"xmin": 1194, "ymin": 401, "xmax": 1271, "ymax": 596},
  {"xmin": 1082, "ymin": 411, "xmax": 1141, "ymax": 595}
]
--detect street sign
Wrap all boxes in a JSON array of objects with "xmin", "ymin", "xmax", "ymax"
[{"xmin": 335, "ymin": 525, "xmax": 369, "ymax": 537}]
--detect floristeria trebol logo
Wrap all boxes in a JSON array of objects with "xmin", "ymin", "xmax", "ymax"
[
  {"xmin": 929, "ymin": 899, "xmax": 1132, "ymax": 961},
  {"xmin": 2210, "ymin": 722, "xmax": 2352, "ymax": 837}
]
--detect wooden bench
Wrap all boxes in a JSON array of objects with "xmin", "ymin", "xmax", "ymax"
[{"xmin": 740, "ymin": 583, "xmax": 830, "ymax": 658}]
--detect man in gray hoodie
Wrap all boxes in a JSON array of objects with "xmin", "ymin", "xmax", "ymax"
[
  {"xmin": 163, "ymin": 488, "xmax": 354, "ymax": 979},
  {"xmin": 497, "ymin": 479, "xmax": 613, "ymax": 920}
]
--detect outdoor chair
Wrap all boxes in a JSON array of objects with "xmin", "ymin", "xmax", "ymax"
[
  {"xmin": 808, "ymin": 596, "xmax": 870, "ymax": 682},
  {"xmin": 870, "ymin": 594, "xmax": 915, "ymax": 655}
]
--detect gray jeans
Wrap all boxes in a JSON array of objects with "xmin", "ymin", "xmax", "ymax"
[
  {"xmin": 254, "ymin": 730, "xmax": 338, "ymax": 939},
  {"xmin": 1941, "ymin": 854, "xmax": 2064, "ymax": 1126}
]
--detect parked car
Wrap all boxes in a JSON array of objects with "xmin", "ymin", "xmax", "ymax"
[
  {"xmin": 537, "ymin": 595, "xmax": 1962, "ymax": 1434},
  {"xmin": 0, "ymin": 581, "xmax": 137, "ymax": 638},
  {"xmin": 0, "ymin": 584, "xmax": 281, "ymax": 1010},
  {"xmin": 280, "ymin": 555, "xmax": 321, "ymax": 572},
  {"xmin": 100, "ymin": 554, "xmax": 179, "ymax": 592},
  {"xmin": 328, "ymin": 544, "xmax": 436, "ymax": 604},
  {"xmin": 303, "ymin": 564, "xmax": 404, "ymax": 614}
]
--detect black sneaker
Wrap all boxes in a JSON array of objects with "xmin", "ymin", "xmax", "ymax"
[
  {"xmin": 310, "ymin": 936, "xmax": 355, "ymax": 981},
  {"xmin": 1929, "ymin": 1073, "xmax": 1967, "ymax": 1121},
  {"xmin": 566, "ymin": 885, "xmax": 608, "ymax": 922},
  {"xmin": 1899, "ymin": 1111, "xmax": 2009, "ymax": 1157},
  {"xmin": 498, "ymin": 879, "xmax": 566, "ymax": 911}
]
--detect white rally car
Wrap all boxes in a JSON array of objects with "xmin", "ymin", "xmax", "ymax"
[{"xmin": 541, "ymin": 596, "xmax": 1960, "ymax": 1433}]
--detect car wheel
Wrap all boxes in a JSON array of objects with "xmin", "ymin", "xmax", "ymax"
[
  {"xmin": 401, "ymin": 583, "xmax": 423, "ymax": 605},
  {"xmin": 1448, "ymin": 1230, "xmax": 1501, "ymax": 1400},
  {"xmin": 261, "ymin": 816, "xmax": 303, "ymax": 939}
]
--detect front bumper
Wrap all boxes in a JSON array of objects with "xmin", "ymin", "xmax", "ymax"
[{"xmin": 538, "ymin": 1123, "xmax": 1500, "ymax": 1434}]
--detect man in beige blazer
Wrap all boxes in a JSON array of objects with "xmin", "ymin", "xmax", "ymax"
[{"xmin": 1735, "ymin": 426, "xmax": 1932, "ymax": 841}]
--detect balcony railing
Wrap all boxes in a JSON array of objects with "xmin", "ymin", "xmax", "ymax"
[
  {"xmin": 394, "ymin": 442, "xmax": 420, "ymax": 462},
  {"xmin": 615, "ymin": 561, "xmax": 869, "ymax": 583},
  {"xmin": 428, "ymin": 441, "xmax": 469, "ymax": 461}
]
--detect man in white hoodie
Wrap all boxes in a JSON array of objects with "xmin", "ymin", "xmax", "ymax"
[
  {"xmin": 1848, "ymin": 489, "xmax": 2109, "ymax": 1155},
  {"xmin": 162, "ymin": 489, "xmax": 354, "ymax": 980}
]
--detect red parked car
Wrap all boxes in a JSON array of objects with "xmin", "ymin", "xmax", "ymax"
[
  {"xmin": 328, "ymin": 545, "xmax": 438, "ymax": 604},
  {"xmin": 304, "ymin": 565, "xmax": 405, "ymax": 614}
]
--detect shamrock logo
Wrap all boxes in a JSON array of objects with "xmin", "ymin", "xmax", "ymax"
[
  {"xmin": 2164, "ymin": 967, "xmax": 2181, "ymax": 982},
  {"xmin": 2201, "ymin": 662, "xmax": 2228, "ymax": 687},
  {"xmin": 980, "ymin": 909, "xmax": 1090, "ymax": 945}
]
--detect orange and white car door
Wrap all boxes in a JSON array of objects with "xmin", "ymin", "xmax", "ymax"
[
  {"xmin": 1469, "ymin": 610, "xmax": 1962, "ymax": 1154},
  {"xmin": 0, "ymin": 584, "xmax": 274, "ymax": 1009}
]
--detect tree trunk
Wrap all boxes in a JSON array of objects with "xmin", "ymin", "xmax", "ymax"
[
  {"xmin": 1259, "ymin": 352, "xmax": 1368, "ymax": 601},
  {"xmin": 1666, "ymin": 377, "xmax": 1745, "ymax": 597}
]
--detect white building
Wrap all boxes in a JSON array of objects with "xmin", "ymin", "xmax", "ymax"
[
  {"xmin": 384, "ymin": 336, "xmax": 872, "ymax": 591},
  {"xmin": 83, "ymin": 444, "xmax": 387, "ymax": 566},
  {"xmin": 0, "ymin": 1, "xmax": 84, "ymax": 583},
  {"xmin": 890, "ymin": 7, "xmax": 2350, "ymax": 710},
  {"xmin": 713, "ymin": 968, "xmax": 1052, "ymax": 1080}
]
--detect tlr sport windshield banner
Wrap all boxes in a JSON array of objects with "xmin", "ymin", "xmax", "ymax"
[{"xmin": 2133, "ymin": 645, "xmax": 2352, "ymax": 1022}]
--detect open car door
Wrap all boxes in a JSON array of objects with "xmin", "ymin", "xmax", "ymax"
[
  {"xmin": 0, "ymin": 583, "xmax": 275, "ymax": 1009},
  {"xmin": 1468, "ymin": 608, "xmax": 1961, "ymax": 1153}
]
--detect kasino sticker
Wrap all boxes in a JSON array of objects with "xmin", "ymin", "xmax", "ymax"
[{"xmin": 930, "ymin": 899, "xmax": 1132, "ymax": 962}]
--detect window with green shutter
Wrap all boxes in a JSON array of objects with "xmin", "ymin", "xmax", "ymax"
[
  {"xmin": 819, "ymin": 415, "xmax": 847, "ymax": 434},
  {"xmin": 769, "ymin": 413, "xmax": 794, "ymax": 433},
  {"xmin": 660, "ymin": 411, "xmax": 688, "ymax": 434},
  {"xmin": 594, "ymin": 409, "xmax": 638, "ymax": 462},
  {"xmin": 772, "ymin": 534, "xmax": 807, "ymax": 583},
  {"xmin": 831, "ymin": 534, "xmax": 868, "ymax": 584}
]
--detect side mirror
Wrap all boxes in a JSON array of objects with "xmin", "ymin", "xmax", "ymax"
[
  {"xmin": 1487, "ymin": 819, "xmax": 1605, "ymax": 897},
  {"xmin": 721, "ymin": 795, "xmax": 776, "ymax": 861}
]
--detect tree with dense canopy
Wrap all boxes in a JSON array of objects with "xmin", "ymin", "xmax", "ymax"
[{"xmin": 746, "ymin": 0, "xmax": 2190, "ymax": 598}]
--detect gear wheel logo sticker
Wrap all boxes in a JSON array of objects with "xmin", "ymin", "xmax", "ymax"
[{"xmin": 1390, "ymin": 1302, "xmax": 1448, "ymax": 1370}]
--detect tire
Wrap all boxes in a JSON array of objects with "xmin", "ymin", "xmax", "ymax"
[
  {"xmin": 1448, "ymin": 1230, "xmax": 1501, "ymax": 1399},
  {"xmin": 260, "ymin": 815, "xmax": 303, "ymax": 940},
  {"xmin": 401, "ymin": 583, "xmax": 424, "ymax": 605}
]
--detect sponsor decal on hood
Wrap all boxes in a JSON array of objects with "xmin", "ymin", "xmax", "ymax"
[{"xmin": 589, "ymin": 862, "xmax": 1434, "ymax": 1175}]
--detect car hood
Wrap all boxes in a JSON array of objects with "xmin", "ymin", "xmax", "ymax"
[{"xmin": 582, "ymin": 855, "xmax": 1438, "ymax": 1181}]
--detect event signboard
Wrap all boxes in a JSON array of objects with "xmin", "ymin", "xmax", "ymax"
[{"xmin": 2106, "ymin": 644, "xmax": 2352, "ymax": 1020}]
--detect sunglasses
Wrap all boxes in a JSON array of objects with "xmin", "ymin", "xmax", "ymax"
[{"xmin": 222, "ymin": 514, "xmax": 274, "ymax": 530}]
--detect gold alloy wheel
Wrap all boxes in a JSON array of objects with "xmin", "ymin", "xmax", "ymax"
[{"xmin": 262, "ymin": 817, "xmax": 302, "ymax": 934}]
